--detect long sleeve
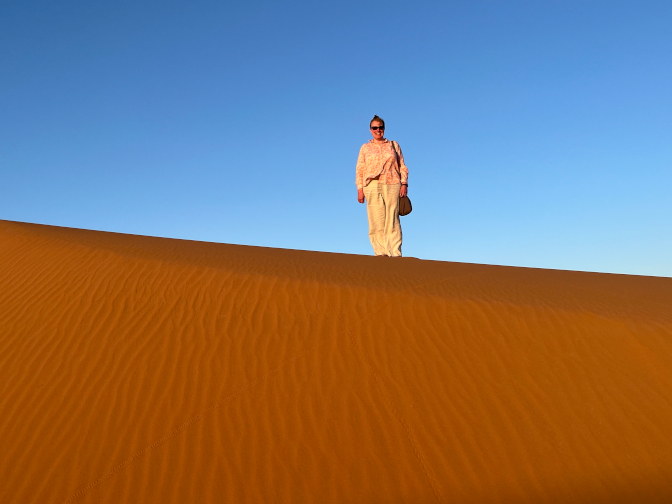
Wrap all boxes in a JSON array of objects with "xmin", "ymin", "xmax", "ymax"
[
  {"xmin": 394, "ymin": 141, "xmax": 409, "ymax": 185},
  {"xmin": 355, "ymin": 145, "xmax": 366, "ymax": 189}
]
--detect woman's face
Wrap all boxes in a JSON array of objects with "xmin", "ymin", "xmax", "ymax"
[{"xmin": 370, "ymin": 121, "xmax": 385, "ymax": 141}]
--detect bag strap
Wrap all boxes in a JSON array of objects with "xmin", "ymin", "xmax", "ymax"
[{"xmin": 390, "ymin": 140, "xmax": 400, "ymax": 159}]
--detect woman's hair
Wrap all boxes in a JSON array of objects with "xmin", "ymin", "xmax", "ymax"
[{"xmin": 370, "ymin": 115, "xmax": 385, "ymax": 129}]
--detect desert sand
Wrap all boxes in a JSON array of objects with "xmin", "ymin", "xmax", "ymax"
[{"xmin": 1, "ymin": 219, "xmax": 671, "ymax": 503}]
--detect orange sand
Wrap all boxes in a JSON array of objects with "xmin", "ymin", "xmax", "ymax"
[{"xmin": 1, "ymin": 219, "xmax": 671, "ymax": 503}]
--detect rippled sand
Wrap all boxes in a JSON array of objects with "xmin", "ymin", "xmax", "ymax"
[{"xmin": 1, "ymin": 220, "xmax": 671, "ymax": 503}]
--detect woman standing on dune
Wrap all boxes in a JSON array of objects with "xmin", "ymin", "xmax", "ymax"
[{"xmin": 356, "ymin": 115, "xmax": 409, "ymax": 257}]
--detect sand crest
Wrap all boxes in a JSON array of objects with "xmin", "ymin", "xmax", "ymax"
[{"xmin": 1, "ymin": 219, "xmax": 671, "ymax": 503}]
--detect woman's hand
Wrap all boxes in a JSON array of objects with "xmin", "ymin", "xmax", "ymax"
[
  {"xmin": 358, "ymin": 188, "xmax": 365, "ymax": 203},
  {"xmin": 400, "ymin": 185, "xmax": 408, "ymax": 198}
]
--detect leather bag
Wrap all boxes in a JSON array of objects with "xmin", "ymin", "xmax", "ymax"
[{"xmin": 399, "ymin": 195, "xmax": 412, "ymax": 216}]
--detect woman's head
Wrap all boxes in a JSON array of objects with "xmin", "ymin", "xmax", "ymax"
[
  {"xmin": 370, "ymin": 115, "xmax": 385, "ymax": 129},
  {"xmin": 370, "ymin": 115, "xmax": 385, "ymax": 141}
]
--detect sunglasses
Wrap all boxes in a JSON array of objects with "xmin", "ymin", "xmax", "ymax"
[{"xmin": 370, "ymin": 126, "xmax": 385, "ymax": 131}]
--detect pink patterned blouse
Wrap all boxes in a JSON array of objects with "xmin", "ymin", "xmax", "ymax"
[{"xmin": 355, "ymin": 139, "xmax": 409, "ymax": 189}]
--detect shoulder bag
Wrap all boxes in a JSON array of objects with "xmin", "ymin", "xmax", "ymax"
[{"xmin": 391, "ymin": 140, "xmax": 412, "ymax": 216}]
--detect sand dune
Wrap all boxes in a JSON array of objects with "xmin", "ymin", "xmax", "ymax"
[{"xmin": 1, "ymin": 219, "xmax": 671, "ymax": 504}]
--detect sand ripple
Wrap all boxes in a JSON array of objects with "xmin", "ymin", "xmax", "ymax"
[{"xmin": 1, "ymin": 220, "xmax": 671, "ymax": 503}]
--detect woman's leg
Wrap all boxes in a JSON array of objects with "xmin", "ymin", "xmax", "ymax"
[
  {"xmin": 382, "ymin": 183, "xmax": 402, "ymax": 257},
  {"xmin": 363, "ymin": 181, "xmax": 387, "ymax": 256}
]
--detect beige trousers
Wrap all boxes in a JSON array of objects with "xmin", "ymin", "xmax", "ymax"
[{"xmin": 363, "ymin": 181, "xmax": 402, "ymax": 257}]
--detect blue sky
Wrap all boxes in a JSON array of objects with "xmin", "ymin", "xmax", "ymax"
[{"xmin": 2, "ymin": 1, "xmax": 670, "ymax": 276}]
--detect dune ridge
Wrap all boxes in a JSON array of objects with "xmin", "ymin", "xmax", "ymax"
[{"xmin": 1, "ymin": 219, "xmax": 671, "ymax": 503}]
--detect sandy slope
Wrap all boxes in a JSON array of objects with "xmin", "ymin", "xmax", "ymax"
[{"xmin": 1, "ymin": 219, "xmax": 671, "ymax": 504}]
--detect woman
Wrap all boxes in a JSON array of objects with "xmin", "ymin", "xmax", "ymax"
[{"xmin": 356, "ymin": 115, "xmax": 409, "ymax": 257}]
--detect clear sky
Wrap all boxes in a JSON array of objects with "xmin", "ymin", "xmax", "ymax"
[{"xmin": 2, "ymin": 1, "xmax": 670, "ymax": 277}]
